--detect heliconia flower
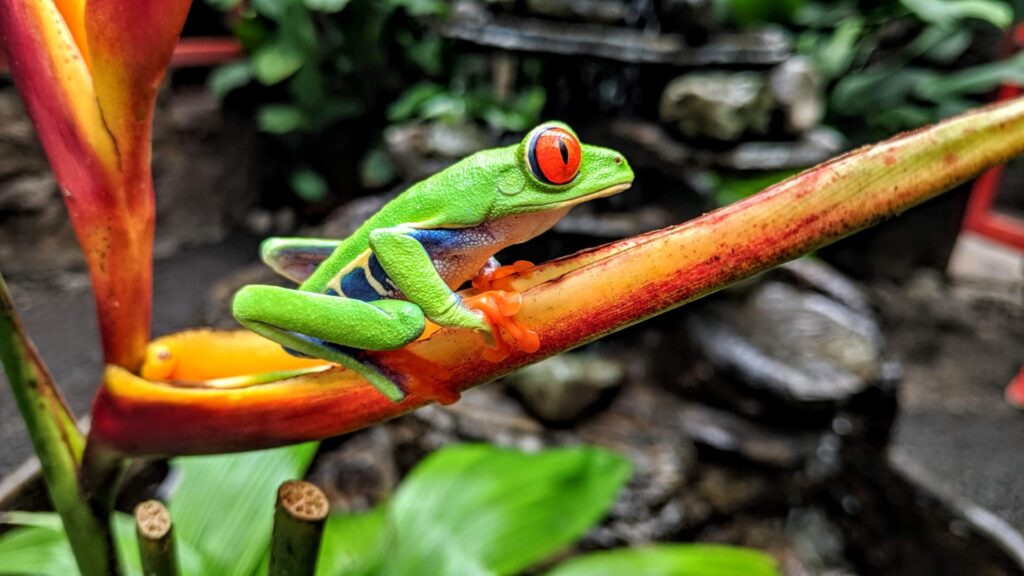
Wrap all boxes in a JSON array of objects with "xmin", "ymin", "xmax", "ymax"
[
  {"xmin": 89, "ymin": 96, "xmax": 1024, "ymax": 457},
  {"xmin": 0, "ymin": 0, "xmax": 191, "ymax": 370}
]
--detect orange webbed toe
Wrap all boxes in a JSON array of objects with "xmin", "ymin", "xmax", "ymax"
[{"xmin": 463, "ymin": 290, "xmax": 540, "ymax": 362}]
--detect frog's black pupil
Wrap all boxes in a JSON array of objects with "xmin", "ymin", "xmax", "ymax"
[{"xmin": 557, "ymin": 139, "xmax": 569, "ymax": 164}]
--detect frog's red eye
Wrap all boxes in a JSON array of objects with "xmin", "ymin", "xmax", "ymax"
[{"xmin": 527, "ymin": 126, "xmax": 581, "ymax": 185}]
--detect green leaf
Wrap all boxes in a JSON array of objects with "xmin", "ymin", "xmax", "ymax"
[
  {"xmin": 388, "ymin": 82, "xmax": 447, "ymax": 121},
  {"xmin": 352, "ymin": 444, "xmax": 631, "ymax": 576},
  {"xmin": 814, "ymin": 16, "xmax": 863, "ymax": 79},
  {"xmin": 0, "ymin": 513, "xmax": 77, "ymax": 575},
  {"xmin": 712, "ymin": 170, "xmax": 801, "ymax": 206},
  {"xmin": 166, "ymin": 443, "xmax": 319, "ymax": 576},
  {"xmin": 923, "ymin": 27, "xmax": 972, "ymax": 64},
  {"xmin": 304, "ymin": 0, "xmax": 353, "ymax": 13},
  {"xmin": 390, "ymin": 0, "xmax": 450, "ymax": 17},
  {"xmin": 207, "ymin": 62, "xmax": 253, "ymax": 99},
  {"xmin": 726, "ymin": 0, "xmax": 805, "ymax": 25},
  {"xmin": 258, "ymin": 104, "xmax": 307, "ymax": 134},
  {"xmin": 206, "ymin": 0, "xmax": 245, "ymax": 10},
  {"xmin": 252, "ymin": 40, "xmax": 305, "ymax": 85},
  {"xmin": 316, "ymin": 508, "xmax": 388, "ymax": 576},
  {"xmin": 831, "ymin": 67, "xmax": 937, "ymax": 115},
  {"xmin": 899, "ymin": 0, "xmax": 1012, "ymax": 28},
  {"xmin": 291, "ymin": 167, "xmax": 329, "ymax": 202},
  {"xmin": 252, "ymin": 0, "xmax": 288, "ymax": 19},
  {"xmin": 544, "ymin": 545, "xmax": 781, "ymax": 576},
  {"xmin": 915, "ymin": 52, "xmax": 1024, "ymax": 101}
]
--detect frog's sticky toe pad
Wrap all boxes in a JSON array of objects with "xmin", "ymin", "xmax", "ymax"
[
  {"xmin": 472, "ymin": 260, "xmax": 534, "ymax": 292},
  {"xmin": 464, "ymin": 290, "xmax": 540, "ymax": 362}
]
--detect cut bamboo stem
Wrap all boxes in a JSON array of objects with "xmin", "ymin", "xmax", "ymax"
[
  {"xmin": 269, "ymin": 481, "xmax": 329, "ymax": 576},
  {"xmin": 135, "ymin": 500, "xmax": 178, "ymax": 576}
]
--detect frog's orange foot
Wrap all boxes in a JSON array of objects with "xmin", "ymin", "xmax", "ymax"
[
  {"xmin": 472, "ymin": 260, "xmax": 534, "ymax": 293},
  {"xmin": 463, "ymin": 290, "xmax": 540, "ymax": 362}
]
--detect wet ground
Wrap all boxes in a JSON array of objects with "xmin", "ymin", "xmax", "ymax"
[{"xmin": 1, "ymin": 235, "xmax": 1022, "ymax": 547}]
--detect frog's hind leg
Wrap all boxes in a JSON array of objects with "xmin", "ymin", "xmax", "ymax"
[{"xmin": 233, "ymin": 285, "xmax": 425, "ymax": 402}]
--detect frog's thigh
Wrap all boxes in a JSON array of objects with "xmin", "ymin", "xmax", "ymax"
[{"xmin": 233, "ymin": 285, "xmax": 425, "ymax": 350}]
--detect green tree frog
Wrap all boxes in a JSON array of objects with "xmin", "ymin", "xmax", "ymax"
[{"xmin": 232, "ymin": 122, "xmax": 634, "ymax": 402}]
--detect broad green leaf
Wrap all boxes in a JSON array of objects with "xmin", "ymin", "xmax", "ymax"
[
  {"xmin": 899, "ymin": 0, "xmax": 1012, "ymax": 28},
  {"xmin": 258, "ymin": 104, "xmax": 307, "ymax": 134},
  {"xmin": 167, "ymin": 443, "xmax": 318, "ymax": 576},
  {"xmin": 349, "ymin": 444, "xmax": 631, "ymax": 576},
  {"xmin": 316, "ymin": 508, "xmax": 388, "ymax": 576},
  {"xmin": 0, "ymin": 513, "xmax": 76, "ymax": 575},
  {"xmin": 545, "ymin": 545, "xmax": 781, "ymax": 576}
]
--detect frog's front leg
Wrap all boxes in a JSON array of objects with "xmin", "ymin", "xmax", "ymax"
[
  {"xmin": 368, "ymin": 226, "xmax": 494, "ymax": 338},
  {"xmin": 232, "ymin": 286, "xmax": 424, "ymax": 401}
]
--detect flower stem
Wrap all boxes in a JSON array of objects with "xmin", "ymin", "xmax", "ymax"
[{"xmin": 0, "ymin": 272, "xmax": 119, "ymax": 575}]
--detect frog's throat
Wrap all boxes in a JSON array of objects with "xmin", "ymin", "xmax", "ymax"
[{"xmin": 525, "ymin": 182, "xmax": 632, "ymax": 210}]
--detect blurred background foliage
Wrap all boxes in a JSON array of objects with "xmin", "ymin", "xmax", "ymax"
[
  {"xmin": 203, "ymin": 0, "xmax": 546, "ymax": 203},
  {"xmin": 200, "ymin": 0, "xmax": 1023, "ymax": 208}
]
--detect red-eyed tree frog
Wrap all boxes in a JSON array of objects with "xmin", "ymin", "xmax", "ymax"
[{"xmin": 232, "ymin": 122, "xmax": 634, "ymax": 402}]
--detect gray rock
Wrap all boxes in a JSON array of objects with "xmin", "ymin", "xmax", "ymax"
[
  {"xmin": 713, "ymin": 127, "xmax": 843, "ymax": 170},
  {"xmin": 505, "ymin": 352, "xmax": 626, "ymax": 424},
  {"xmin": 524, "ymin": 0, "xmax": 631, "ymax": 25},
  {"xmin": 0, "ymin": 173, "xmax": 56, "ymax": 213},
  {"xmin": 306, "ymin": 191, "xmax": 399, "ymax": 240},
  {"xmin": 657, "ymin": 0, "xmax": 715, "ymax": 40},
  {"xmin": 679, "ymin": 402, "xmax": 820, "ymax": 469},
  {"xmin": 385, "ymin": 121, "xmax": 494, "ymax": 182},
  {"xmin": 151, "ymin": 88, "xmax": 265, "ymax": 258},
  {"xmin": 554, "ymin": 204, "xmax": 678, "ymax": 239},
  {"xmin": 697, "ymin": 466, "xmax": 770, "ymax": 515},
  {"xmin": 306, "ymin": 427, "xmax": 398, "ymax": 512},
  {"xmin": 774, "ymin": 257, "xmax": 873, "ymax": 317},
  {"xmin": 769, "ymin": 56, "xmax": 825, "ymax": 134},
  {"xmin": 440, "ymin": 5, "xmax": 791, "ymax": 66},
  {"xmin": 659, "ymin": 71, "xmax": 774, "ymax": 141},
  {"xmin": 684, "ymin": 274, "xmax": 886, "ymax": 407}
]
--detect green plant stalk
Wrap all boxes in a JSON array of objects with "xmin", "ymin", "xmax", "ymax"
[
  {"xmin": 269, "ymin": 481, "xmax": 328, "ymax": 576},
  {"xmin": 135, "ymin": 500, "xmax": 179, "ymax": 576},
  {"xmin": 0, "ymin": 273, "xmax": 118, "ymax": 575}
]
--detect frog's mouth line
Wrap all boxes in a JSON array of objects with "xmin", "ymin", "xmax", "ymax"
[{"xmin": 533, "ymin": 182, "xmax": 633, "ymax": 209}]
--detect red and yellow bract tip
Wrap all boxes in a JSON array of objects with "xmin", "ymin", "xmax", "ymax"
[{"xmin": 0, "ymin": 0, "xmax": 191, "ymax": 370}]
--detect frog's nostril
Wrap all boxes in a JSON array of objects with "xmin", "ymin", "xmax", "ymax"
[{"xmin": 613, "ymin": 156, "xmax": 622, "ymax": 164}]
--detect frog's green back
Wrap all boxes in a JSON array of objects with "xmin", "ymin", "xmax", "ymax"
[{"xmin": 298, "ymin": 146, "xmax": 510, "ymax": 293}]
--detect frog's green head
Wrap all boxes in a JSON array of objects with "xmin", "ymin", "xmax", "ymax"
[{"xmin": 488, "ymin": 122, "xmax": 634, "ymax": 217}]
